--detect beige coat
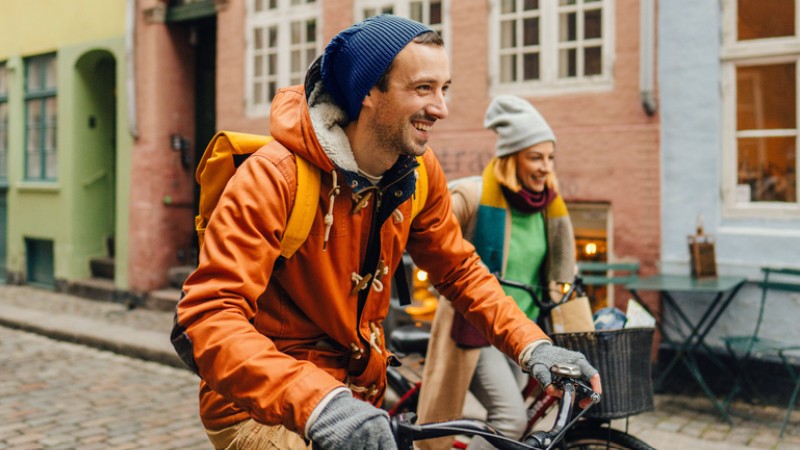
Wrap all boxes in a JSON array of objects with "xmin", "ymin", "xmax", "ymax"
[{"xmin": 416, "ymin": 178, "xmax": 575, "ymax": 449}]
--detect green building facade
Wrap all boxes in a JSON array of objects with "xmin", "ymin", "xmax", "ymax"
[{"xmin": 0, "ymin": 1, "xmax": 132, "ymax": 291}]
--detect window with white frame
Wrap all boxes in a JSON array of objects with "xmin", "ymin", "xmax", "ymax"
[
  {"xmin": 0, "ymin": 62, "xmax": 8, "ymax": 183},
  {"xmin": 722, "ymin": 0, "xmax": 799, "ymax": 214},
  {"xmin": 24, "ymin": 54, "xmax": 57, "ymax": 182},
  {"xmin": 246, "ymin": 0, "xmax": 320, "ymax": 116},
  {"xmin": 354, "ymin": 0, "xmax": 448, "ymax": 44},
  {"xmin": 490, "ymin": 0, "xmax": 613, "ymax": 96}
]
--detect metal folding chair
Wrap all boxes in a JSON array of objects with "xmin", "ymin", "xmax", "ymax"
[{"xmin": 721, "ymin": 267, "xmax": 800, "ymax": 437}]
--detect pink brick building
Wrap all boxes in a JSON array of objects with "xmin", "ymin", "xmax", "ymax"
[{"xmin": 132, "ymin": 0, "xmax": 659, "ymax": 310}]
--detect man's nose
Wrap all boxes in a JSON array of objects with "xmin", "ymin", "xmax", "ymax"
[{"xmin": 429, "ymin": 91, "xmax": 448, "ymax": 119}]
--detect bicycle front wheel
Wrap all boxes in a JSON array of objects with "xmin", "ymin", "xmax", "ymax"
[{"xmin": 562, "ymin": 426, "xmax": 654, "ymax": 450}]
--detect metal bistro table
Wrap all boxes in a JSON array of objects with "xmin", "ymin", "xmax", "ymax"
[{"xmin": 626, "ymin": 274, "xmax": 746, "ymax": 422}]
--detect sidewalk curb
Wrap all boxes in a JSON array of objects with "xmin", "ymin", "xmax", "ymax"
[{"xmin": 0, "ymin": 303, "xmax": 186, "ymax": 370}]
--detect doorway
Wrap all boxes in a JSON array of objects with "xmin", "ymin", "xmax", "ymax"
[
  {"xmin": 165, "ymin": 2, "xmax": 218, "ymax": 265},
  {"xmin": 192, "ymin": 16, "xmax": 217, "ymax": 261},
  {"xmin": 74, "ymin": 50, "xmax": 117, "ymax": 279},
  {"xmin": 569, "ymin": 201, "xmax": 613, "ymax": 309}
]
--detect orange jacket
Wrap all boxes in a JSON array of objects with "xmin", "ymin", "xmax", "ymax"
[{"xmin": 174, "ymin": 82, "xmax": 548, "ymax": 434}]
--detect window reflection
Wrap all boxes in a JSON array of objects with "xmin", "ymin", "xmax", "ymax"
[
  {"xmin": 737, "ymin": 64, "xmax": 795, "ymax": 130},
  {"xmin": 738, "ymin": 0, "xmax": 794, "ymax": 40},
  {"xmin": 737, "ymin": 137, "xmax": 797, "ymax": 203},
  {"xmin": 736, "ymin": 63, "xmax": 797, "ymax": 203}
]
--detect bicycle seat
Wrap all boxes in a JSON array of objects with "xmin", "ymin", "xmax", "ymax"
[{"xmin": 389, "ymin": 324, "xmax": 431, "ymax": 356}]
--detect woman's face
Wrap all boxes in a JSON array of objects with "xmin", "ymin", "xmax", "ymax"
[{"xmin": 515, "ymin": 141, "xmax": 555, "ymax": 192}]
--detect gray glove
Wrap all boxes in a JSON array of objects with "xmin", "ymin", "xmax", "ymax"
[
  {"xmin": 524, "ymin": 343, "xmax": 598, "ymax": 388},
  {"xmin": 307, "ymin": 391, "xmax": 396, "ymax": 450}
]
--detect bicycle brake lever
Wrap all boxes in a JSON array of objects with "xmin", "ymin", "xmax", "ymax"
[{"xmin": 573, "ymin": 378, "xmax": 602, "ymax": 404}]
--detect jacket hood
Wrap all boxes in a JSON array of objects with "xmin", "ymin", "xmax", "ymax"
[{"xmin": 269, "ymin": 57, "xmax": 361, "ymax": 175}]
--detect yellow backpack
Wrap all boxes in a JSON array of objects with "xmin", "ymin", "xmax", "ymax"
[{"xmin": 194, "ymin": 131, "xmax": 428, "ymax": 259}]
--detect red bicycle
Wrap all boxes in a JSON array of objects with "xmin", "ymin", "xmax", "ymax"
[
  {"xmin": 392, "ymin": 363, "xmax": 601, "ymax": 450},
  {"xmin": 384, "ymin": 274, "xmax": 654, "ymax": 449}
]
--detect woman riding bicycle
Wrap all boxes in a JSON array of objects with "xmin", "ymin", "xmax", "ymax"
[{"xmin": 417, "ymin": 95, "xmax": 579, "ymax": 450}]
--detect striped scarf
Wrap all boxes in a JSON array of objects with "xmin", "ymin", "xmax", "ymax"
[{"xmin": 471, "ymin": 158, "xmax": 569, "ymax": 276}]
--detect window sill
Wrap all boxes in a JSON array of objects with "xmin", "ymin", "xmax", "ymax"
[
  {"xmin": 722, "ymin": 201, "xmax": 800, "ymax": 220},
  {"xmin": 490, "ymin": 77, "xmax": 613, "ymax": 98},
  {"xmin": 17, "ymin": 181, "xmax": 60, "ymax": 193}
]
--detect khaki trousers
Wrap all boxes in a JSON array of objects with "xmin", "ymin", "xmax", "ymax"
[{"xmin": 205, "ymin": 419, "xmax": 313, "ymax": 450}]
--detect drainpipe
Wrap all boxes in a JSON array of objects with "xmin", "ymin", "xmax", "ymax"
[
  {"xmin": 640, "ymin": 0, "xmax": 657, "ymax": 116},
  {"xmin": 126, "ymin": 0, "xmax": 139, "ymax": 138}
]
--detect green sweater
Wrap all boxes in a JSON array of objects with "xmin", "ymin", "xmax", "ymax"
[{"xmin": 504, "ymin": 209, "xmax": 547, "ymax": 320}]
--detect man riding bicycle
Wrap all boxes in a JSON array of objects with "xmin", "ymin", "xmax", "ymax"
[{"xmin": 171, "ymin": 14, "xmax": 601, "ymax": 450}]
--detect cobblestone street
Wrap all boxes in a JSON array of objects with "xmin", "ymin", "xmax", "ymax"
[
  {"xmin": 1, "ymin": 285, "xmax": 799, "ymax": 449},
  {"xmin": 0, "ymin": 326, "xmax": 208, "ymax": 450}
]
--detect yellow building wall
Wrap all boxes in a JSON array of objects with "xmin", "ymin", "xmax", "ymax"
[{"xmin": 0, "ymin": 0, "xmax": 126, "ymax": 58}]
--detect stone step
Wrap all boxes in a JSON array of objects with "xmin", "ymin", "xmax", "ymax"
[
  {"xmin": 89, "ymin": 257, "xmax": 115, "ymax": 279},
  {"xmin": 143, "ymin": 288, "xmax": 181, "ymax": 312},
  {"xmin": 60, "ymin": 277, "xmax": 136, "ymax": 307},
  {"xmin": 58, "ymin": 265, "xmax": 191, "ymax": 313},
  {"xmin": 167, "ymin": 265, "xmax": 195, "ymax": 289}
]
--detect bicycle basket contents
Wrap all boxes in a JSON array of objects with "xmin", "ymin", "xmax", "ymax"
[{"xmin": 552, "ymin": 327, "xmax": 654, "ymax": 419}]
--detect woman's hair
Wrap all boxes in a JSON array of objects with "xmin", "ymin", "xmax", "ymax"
[
  {"xmin": 494, "ymin": 153, "xmax": 559, "ymax": 193},
  {"xmin": 494, "ymin": 155, "xmax": 521, "ymax": 192}
]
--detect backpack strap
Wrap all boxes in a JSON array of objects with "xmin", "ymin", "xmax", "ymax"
[
  {"xmin": 395, "ymin": 156, "xmax": 428, "ymax": 306},
  {"xmin": 410, "ymin": 155, "xmax": 428, "ymax": 221},
  {"xmin": 194, "ymin": 130, "xmax": 318, "ymax": 260},
  {"xmin": 280, "ymin": 153, "xmax": 320, "ymax": 259}
]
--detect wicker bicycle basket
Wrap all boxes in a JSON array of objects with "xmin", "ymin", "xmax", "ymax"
[{"xmin": 552, "ymin": 327, "xmax": 654, "ymax": 419}]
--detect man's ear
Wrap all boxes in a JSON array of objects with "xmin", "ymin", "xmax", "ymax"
[{"xmin": 361, "ymin": 87, "xmax": 378, "ymax": 110}]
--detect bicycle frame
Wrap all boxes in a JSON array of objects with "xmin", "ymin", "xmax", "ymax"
[
  {"xmin": 521, "ymin": 377, "xmax": 559, "ymax": 437},
  {"xmin": 387, "ymin": 381, "xmax": 422, "ymax": 417},
  {"xmin": 392, "ymin": 364, "xmax": 600, "ymax": 450}
]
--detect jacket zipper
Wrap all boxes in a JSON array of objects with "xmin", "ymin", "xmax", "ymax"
[{"xmin": 353, "ymin": 166, "xmax": 417, "ymax": 367}]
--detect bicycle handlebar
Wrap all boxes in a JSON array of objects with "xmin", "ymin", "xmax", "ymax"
[
  {"xmin": 392, "ymin": 414, "xmax": 534, "ymax": 450},
  {"xmin": 391, "ymin": 364, "xmax": 601, "ymax": 450},
  {"xmin": 494, "ymin": 274, "xmax": 587, "ymax": 331}
]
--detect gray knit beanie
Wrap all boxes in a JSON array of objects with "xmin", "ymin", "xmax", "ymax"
[
  {"xmin": 321, "ymin": 14, "xmax": 432, "ymax": 121},
  {"xmin": 484, "ymin": 95, "xmax": 556, "ymax": 158}
]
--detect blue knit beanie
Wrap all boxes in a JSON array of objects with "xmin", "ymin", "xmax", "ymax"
[{"xmin": 321, "ymin": 15, "xmax": 432, "ymax": 120}]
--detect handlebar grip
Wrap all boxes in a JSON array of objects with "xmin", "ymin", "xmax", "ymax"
[{"xmin": 391, "ymin": 413, "xmax": 418, "ymax": 450}]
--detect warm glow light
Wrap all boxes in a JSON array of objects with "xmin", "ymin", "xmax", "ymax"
[
  {"xmin": 416, "ymin": 270, "xmax": 428, "ymax": 282},
  {"xmin": 562, "ymin": 283, "xmax": 571, "ymax": 294},
  {"xmin": 584, "ymin": 242, "xmax": 597, "ymax": 255}
]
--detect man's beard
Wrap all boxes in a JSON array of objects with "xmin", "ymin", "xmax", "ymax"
[{"xmin": 369, "ymin": 112, "xmax": 432, "ymax": 158}]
